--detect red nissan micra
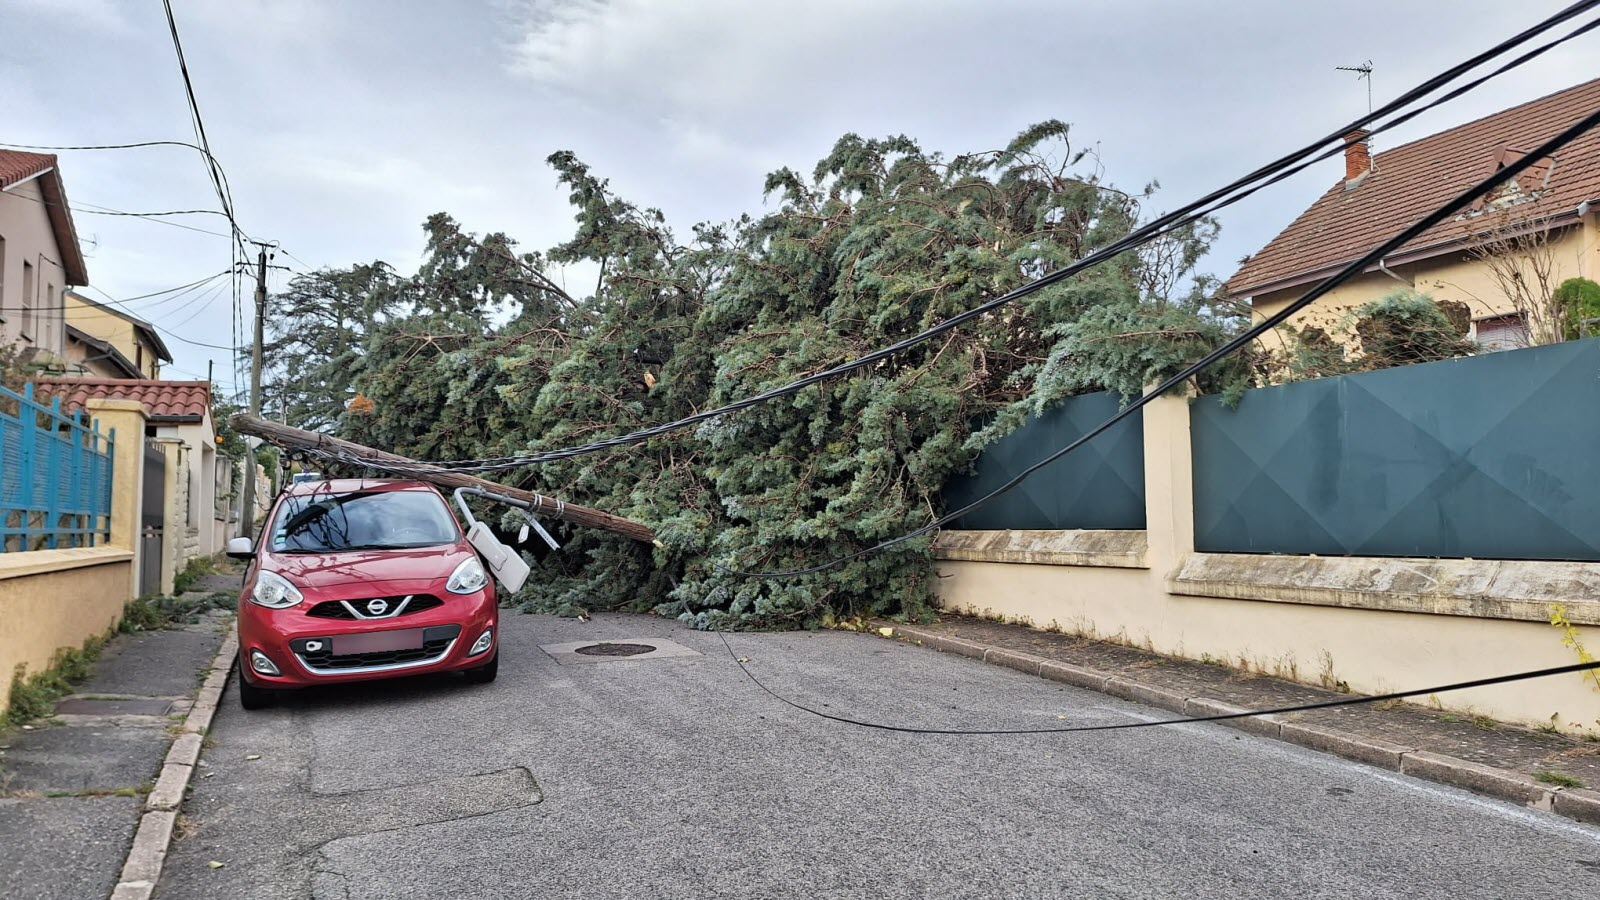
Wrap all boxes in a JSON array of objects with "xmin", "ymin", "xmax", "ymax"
[{"xmin": 228, "ymin": 479, "xmax": 499, "ymax": 709}]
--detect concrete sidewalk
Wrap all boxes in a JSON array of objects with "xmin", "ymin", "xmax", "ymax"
[
  {"xmin": 881, "ymin": 615, "xmax": 1600, "ymax": 823},
  {"xmin": 0, "ymin": 577, "xmax": 235, "ymax": 900}
]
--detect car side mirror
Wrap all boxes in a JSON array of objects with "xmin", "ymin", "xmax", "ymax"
[{"xmin": 226, "ymin": 537, "xmax": 255, "ymax": 560}]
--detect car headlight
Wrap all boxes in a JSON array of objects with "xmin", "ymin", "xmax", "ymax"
[
  {"xmin": 249, "ymin": 570, "xmax": 304, "ymax": 609},
  {"xmin": 446, "ymin": 557, "xmax": 489, "ymax": 595}
]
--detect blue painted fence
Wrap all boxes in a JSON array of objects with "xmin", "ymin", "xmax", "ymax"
[
  {"xmin": 0, "ymin": 384, "xmax": 115, "ymax": 552},
  {"xmin": 1191, "ymin": 338, "xmax": 1600, "ymax": 561},
  {"xmin": 943, "ymin": 391, "xmax": 1146, "ymax": 530}
]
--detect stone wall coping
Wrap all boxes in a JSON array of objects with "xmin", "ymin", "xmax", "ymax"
[
  {"xmin": 0, "ymin": 546, "xmax": 135, "ymax": 582},
  {"xmin": 933, "ymin": 529, "xmax": 1148, "ymax": 569},
  {"xmin": 1168, "ymin": 552, "xmax": 1600, "ymax": 625}
]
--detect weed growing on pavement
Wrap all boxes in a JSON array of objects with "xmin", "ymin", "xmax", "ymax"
[
  {"xmin": 1534, "ymin": 770, "xmax": 1585, "ymax": 789},
  {"xmin": 120, "ymin": 593, "xmax": 235, "ymax": 634},
  {"xmin": 173, "ymin": 554, "xmax": 223, "ymax": 595},
  {"xmin": 2, "ymin": 636, "xmax": 107, "ymax": 730}
]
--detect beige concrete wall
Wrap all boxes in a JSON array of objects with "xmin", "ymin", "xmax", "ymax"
[
  {"xmin": 0, "ymin": 178, "xmax": 69, "ymax": 357},
  {"xmin": 0, "ymin": 548, "xmax": 134, "ymax": 710},
  {"xmin": 87, "ymin": 398, "xmax": 148, "ymax": 598},
  {"xmin": 933, "ymin": 390, "xmax": 1600, "ymax": 734},
  {"xmin": 1251, "ymin": 213, "xmax": 1600, "ymax": 345}
]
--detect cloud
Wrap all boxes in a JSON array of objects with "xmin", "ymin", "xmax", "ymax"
[{"xmin": 0, "ymin": 0, "xmax": 134, "ymax": 31}]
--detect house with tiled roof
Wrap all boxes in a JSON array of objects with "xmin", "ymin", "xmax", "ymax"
[
  {"xmin": 58, "ymin": 290, "xmax": 172, "ymax": 379},
  {"xmin": 1226, "ymin": 77, "xmax": 1600, "ymax": 350},
  {"xmin": 0, "ymin": 150, "xmax": 89, "ymax": 365},
  {"xmin": 34, "ymin": 377, "xmax": 236, "ymax": 582}
]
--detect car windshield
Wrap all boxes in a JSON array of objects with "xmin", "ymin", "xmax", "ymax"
[{"xmin": 269, "ymin": 489, "xmax": 459, "ymax": 553}]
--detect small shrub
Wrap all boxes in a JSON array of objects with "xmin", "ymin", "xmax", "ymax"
[{"xmin": 1557, "ymin": 277, "xmax": 1600, "ymax": 339}]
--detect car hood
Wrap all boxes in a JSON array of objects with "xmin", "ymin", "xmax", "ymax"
[{"xmin": 262, "ymin": 544, "xmax": 473, "ymax": 590}]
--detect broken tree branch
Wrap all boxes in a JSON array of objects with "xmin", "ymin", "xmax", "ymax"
[{"xmin": 229, "ymin": 414, "xmax": 657, "ymax": 545}]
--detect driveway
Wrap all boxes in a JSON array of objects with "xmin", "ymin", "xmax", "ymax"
[{"xmin": 158, "ymin": 613, "xmax": 1600, "ymax": 899}]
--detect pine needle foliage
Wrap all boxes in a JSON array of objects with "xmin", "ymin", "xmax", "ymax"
[{"xmin": 270, "ymin": 125, "xmax": 1236, "ymax": 629}]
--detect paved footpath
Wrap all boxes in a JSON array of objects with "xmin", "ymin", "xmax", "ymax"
[
  {"xmin": 157, "ymin": 612, "xmax": 1600, "ymax": 899},
  {"xmin": 0, "ymin": 584, "xmax": 233, "ymax": 900}
]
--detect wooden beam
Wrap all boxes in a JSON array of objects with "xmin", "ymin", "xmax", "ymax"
[{"xmin": 229, "ymin": 414, "xmax": 657, "ymax": 544}]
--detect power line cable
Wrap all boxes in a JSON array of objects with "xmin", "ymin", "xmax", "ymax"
[
  {"xmin": 81, "ymin": 284, "xmax": 239, "ymax": 351},
  {"xmin": 339, "ymin": 1, "xmax": 1600, "ymax": 475},
  {"xmin": 716, "ymin": 101, "xmax": 1600, "ymax": 578},
  {"xmin": 719, "ymin": 633, "xmax": 1600, "ymax": 735},
  {"xmin": 0, "ymin": 187, "xmax": 237, "ymax": 238},
  {"xmin": 292, "ymin": 20, "xmax": 1600, "ymax": 579}
]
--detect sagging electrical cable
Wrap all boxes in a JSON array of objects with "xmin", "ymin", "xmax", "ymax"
[
  {"xmin": 353, "ymin": 0, "xmax": 1600, "ymax": 475},
  {"xmin": 719, "ymin": 633, "xmax": 1600, "ymax": 735},
  {"xmin": 719, "ymin": 102, "xmax": 1600, "ymax": 579}
]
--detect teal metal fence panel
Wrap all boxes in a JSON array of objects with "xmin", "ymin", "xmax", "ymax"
[
  {"xmin": 944, "ymin": 390, "xmax": 1145, "ymax": 530},
  {"xmin": 0, "ymin": 383, "xmax": 115, "ymax": 552},
  {"xmin": 1192, "ymin": 338, "xmax": 1600, "ymax": 560}
]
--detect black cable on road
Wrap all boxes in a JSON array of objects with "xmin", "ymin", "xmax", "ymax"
[
  {"xmin": 366, "ymin": 0, "xmax": 1600, "ymax": 473},
  {"xmin": 720, "ymin": 633, "xmax": 1600, "ymax": 736}
]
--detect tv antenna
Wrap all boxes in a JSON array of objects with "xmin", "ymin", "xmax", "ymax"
[{"xmin": 1336, "ymin": 60, "xmax": 1374, "ymax": 114}]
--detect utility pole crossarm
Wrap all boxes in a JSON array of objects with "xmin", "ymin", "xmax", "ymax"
[{"xmin": 228, "ymin": 414, "xmax": 658, "ymax": 545}]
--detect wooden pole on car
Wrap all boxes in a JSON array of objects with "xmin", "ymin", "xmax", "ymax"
[{"xmin": 228, "ymin": 414, "xmax": 657, "ymax": 545}]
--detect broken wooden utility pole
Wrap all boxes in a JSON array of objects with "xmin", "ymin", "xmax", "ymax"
[{"xmin": 229, "ymin": 414, "xmax": 657, "ymax": 545}]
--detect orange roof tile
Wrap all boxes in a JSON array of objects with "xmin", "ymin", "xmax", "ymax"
[
  {"xmin": 1225, "ymin": 77, "xmax": 1600, "ymax": 298},
  {"xmin": 34, "ymin": 377, "xmax": 211, "ymax": 423}
]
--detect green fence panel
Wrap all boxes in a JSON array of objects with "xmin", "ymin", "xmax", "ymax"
[
  {"xmin": 1191, "ymin": 338, "xmax": 1600, "ymax": 560},
  {"xmin": 944, "ymin": 390, "xmax": 1145, "ymax": 530}
]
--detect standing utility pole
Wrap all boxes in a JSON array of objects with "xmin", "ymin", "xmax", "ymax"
[{"xmin": 240, "ymin": 242, "xmax": 271, "ymax": 540}]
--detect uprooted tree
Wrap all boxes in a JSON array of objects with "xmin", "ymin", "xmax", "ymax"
[{"xmin": 264, "ymin": 123, "xmax": 1246, "ymax": 628}]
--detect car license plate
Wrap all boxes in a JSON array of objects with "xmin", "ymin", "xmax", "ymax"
[{"xmin": 332, "ymin": 629, "xmax": 425, "ymax": 655}]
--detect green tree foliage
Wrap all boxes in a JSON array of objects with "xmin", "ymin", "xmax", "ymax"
[
  {"xmin": 1556, "ymin": 277, "xmax": 1600, "ymax": 339},
  {"xmin": 271, "ymin": 124, "xmax": 1237, "ymax": 628}
]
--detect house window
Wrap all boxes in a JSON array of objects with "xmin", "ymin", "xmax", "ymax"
[
  {"xmin": 21, "ymin": 260, "xmax": 34, "ymax": 341},
  {"xmin": 1475, "ymin": 313, "xmax": 1529, "ymax": 352}
]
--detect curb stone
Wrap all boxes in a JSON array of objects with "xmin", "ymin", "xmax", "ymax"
[
  {"xmin": 111, "ymin": 630, "xmax": 238, "ymax": 898},
  {"xmin": 876, "ymin": 622, "xmax": 1599, "ymax": 827}
]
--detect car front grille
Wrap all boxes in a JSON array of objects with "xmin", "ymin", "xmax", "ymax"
[
  {"xmin": 291, "ymin": 625, "xmax": 462, "ymax": 674},
  {"xmin": 305, "ymin": 595, "xmax": 444, "ymax": 620}
]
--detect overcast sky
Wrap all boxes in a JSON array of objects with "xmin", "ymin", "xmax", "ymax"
[{"xmin": 2, "ymin": 0, "xmax": 1596, "ymax": 392}]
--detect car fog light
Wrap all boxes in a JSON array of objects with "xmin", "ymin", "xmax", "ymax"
[
  {"xmin": 469, "ymin": 629, "xmax": 494, "ymax": 656},
  {"xmin": 249, "ymin": 650, "xmax": 281, "ymax": 676}
]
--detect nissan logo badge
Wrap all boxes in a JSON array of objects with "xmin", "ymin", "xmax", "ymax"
[{"xmin": 366, "ymin": 599, "xmax": 389, "ymax": 615}]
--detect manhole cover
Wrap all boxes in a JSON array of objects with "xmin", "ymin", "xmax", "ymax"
[{"xmin": 573, "ymin": 642, "xmax": 656, "ymax": 657}]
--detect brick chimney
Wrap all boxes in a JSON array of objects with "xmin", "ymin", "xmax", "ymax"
[{"xmin": 1344, "ymin": 129, "xmax": 1372, "ymax": 186}]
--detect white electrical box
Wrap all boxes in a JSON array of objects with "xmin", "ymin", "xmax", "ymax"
[{"xmin": 465, "ymin": 521, "xmax": 531, "ymax": 594}]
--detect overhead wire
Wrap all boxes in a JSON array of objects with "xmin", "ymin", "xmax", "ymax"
[
  {"xmin": 722, "ymin": 102, "xmax": 1600, "ymax": 578},
  {"xmin": 359, "ymin": 0, "xmax": 1600, "ymax": 474},
  {"xmin": 720, "ymin": 634, "xmax": 1600, "ymax": 735}
]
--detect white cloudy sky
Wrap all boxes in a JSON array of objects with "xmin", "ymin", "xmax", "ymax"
[{"xmin": 2, "ymin": 0, "xmax": 1596, "ymax": 391}]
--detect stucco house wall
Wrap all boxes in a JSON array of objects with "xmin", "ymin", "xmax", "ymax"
[
  {"xmin": 1252, "ymin": 213, "xmax": 1600, "ymax": 342},
  {"xmin": 0, "ymin": 177, "xmax": 70, "ymax": 359}
]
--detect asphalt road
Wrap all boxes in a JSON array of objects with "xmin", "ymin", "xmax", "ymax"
[{"xmin": 158, "ymin": 613, "xmax": 1600, "ymax": 899}]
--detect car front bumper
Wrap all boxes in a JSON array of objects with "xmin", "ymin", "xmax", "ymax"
[{"xmin": 238, "ymin": 588, "xmax": 497, "ymax": 689}]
